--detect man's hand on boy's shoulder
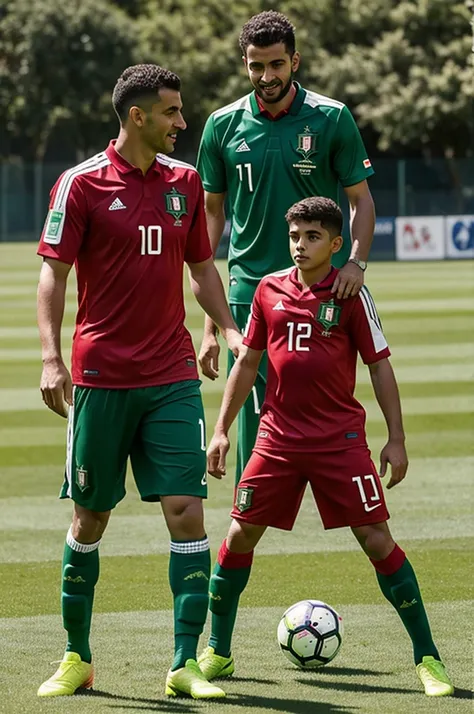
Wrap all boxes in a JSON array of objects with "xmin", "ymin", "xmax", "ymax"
[{"xmin": 332, "ymin": 261, "xmax": 365, "ymax": 299}]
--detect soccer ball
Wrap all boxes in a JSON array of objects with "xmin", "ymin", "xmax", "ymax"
[{"xmin": 277, "ymin": 599, "xmax": 343, "ymax": 669}]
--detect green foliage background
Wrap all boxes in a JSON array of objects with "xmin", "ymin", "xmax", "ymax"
[{"xmin": 0, "ymin": 0, "xmax": 472, "ymax": 160}]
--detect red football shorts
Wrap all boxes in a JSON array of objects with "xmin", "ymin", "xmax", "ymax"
[{"xmin": 230, "ymin": 446, "xmax": 390, "ymax": 530}]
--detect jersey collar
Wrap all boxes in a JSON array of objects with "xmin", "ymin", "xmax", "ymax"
[
  {"xmin": 250, "ymin": 82, "xmax": 305, "ymax": 119},
  {"xmin": 105, "ymin": 140, "xmax": 161, "ymax": 175},
  {"xmin": 289, "ymin": 266, "xmax": 338, "ymax": 293}
]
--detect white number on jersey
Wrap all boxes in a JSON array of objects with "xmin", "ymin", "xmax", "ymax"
[
  {"xmin": 287, "ymin": 322, "xmax": 312, "ymax": 352},
  {"xmin": 139, "ymin": 225, "xmax": 162, "ymax": 255},
  {"xmin": 236, "ymin": 163, "xmax": 254, "ymax": 192},
  {"xmin": 352, "ymin": 474, "xmax": 382, "ymax": 513}
]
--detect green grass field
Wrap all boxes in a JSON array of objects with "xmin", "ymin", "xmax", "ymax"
[{"xmin": 0, "ymin": 244, "xmax": 473, "ymax": 714}]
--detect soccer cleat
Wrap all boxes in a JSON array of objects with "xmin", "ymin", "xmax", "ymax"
[
  {"xmin": 416, "ymin": 656, "xmax": 454, "ymax": 697},
  {"xmin": 37, "ymin": 652, "xmax": 94, "ymax": 697},
  {"xmin": 165, "ymin": 658, "xmax": 226, "ymax": 699},
  {"xmin": 197, "ymin": 645, "xmax": 235, "ymax": 680}
]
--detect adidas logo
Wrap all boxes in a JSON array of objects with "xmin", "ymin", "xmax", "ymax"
[
  {"xmin": 272, "ymin": 300, "xmax": 285, "ymax": 311},
  {"xmin": 236, "ymin": 139, "xmax": 251, "ymax": 153},
  {"xmin": 400, "ymin": 598, "xmax": 418, "ymax": 609},
  {"xmin": 108, "ymin": 197, "xmax": 127, "ymax": 211}
]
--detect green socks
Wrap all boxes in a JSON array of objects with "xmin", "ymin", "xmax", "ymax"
[
  {"xmin": 169, "ymin": 536, "xmax": 211, "ymax": 670},
  {"xmin": 371, "ymin": 544, "xmax": 440, "ymax": 664},
  {"xmin": 62, "ymin": 527, "xmax": 100, "ymax": 664},
  {"xmin": 208, "ymin": 541, "xmax": 254, "ymax": 658}
]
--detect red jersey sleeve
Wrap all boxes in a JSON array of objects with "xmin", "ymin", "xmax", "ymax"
[
  {"xmin": 184, "ymin": 173, "xmax": 213, "ymax": 264},
  {"xmin": 243, "ymin": 281, "xmax": 267, "ymax": 351},
  {"xmin": 349, "ymin": 286, "xmax": 391, "ymax": 364},
  {"xmin": 37, "ymin": 174, "xmax": 88, "ymax": 265}
]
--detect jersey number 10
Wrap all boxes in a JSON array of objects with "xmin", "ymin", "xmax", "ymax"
[{"xmin": 139, "ymin": 225, "xmax": 162, "ymax": 255}]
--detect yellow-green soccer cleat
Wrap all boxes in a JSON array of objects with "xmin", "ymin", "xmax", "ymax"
[
  {"xmin": 197, "ymin": 645, "xmax": 235, "ymax": 680},
  {"xmin": 416, "ymin": 656, "xmax": 454, "ymax": 697},
  {"xmin": 165, "ymin": 658, "xmax": 226, "ymax": 699},
  {"xmin": 37, "ymin": 652, "xmax": 94, "ymax": 697}
]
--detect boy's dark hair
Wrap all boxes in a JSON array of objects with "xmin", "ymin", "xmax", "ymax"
[
  {"xmin": 285, "ymin": 197, "xmax": 343, "ymax": 237},
  {"xmin": 112, "ymin": 64, "xmax": 181, "ymax": 122},
  {"xmin": 239, "ymin": 11, "xmax": 296, "ymax": 56}
]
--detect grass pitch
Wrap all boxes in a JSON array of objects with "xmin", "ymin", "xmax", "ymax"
[{"xmin": 0, "ymin": 245, "xmax": 473, "ymax": 713}]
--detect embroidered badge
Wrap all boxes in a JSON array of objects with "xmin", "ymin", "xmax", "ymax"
[
  {"xmin": 316, "ymin": 299, "xmax": 341, "ymax": 337},
  {"xmin": 235, "ymin": 487, "xmax": 254, "ymax": 513},
  {"xmin": 164, "ymin": 187, "xmax": 187, "ymax": 226},
  {"xmin": 293, "ymin": 126, "xmax": 318, "ymax": 176},
  {"xmin": 76, "ymin": 467, "xmax": 89, "ymax": 491}
]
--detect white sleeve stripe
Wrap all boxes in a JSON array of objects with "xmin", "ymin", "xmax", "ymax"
[
  {"xmin": 360, "ymin": 286, "xmax": 383, "ymax": 332},
  {"xmin": 45, "ymin": 156, "xmax": 111, "ymax": 246},
  {"xmin": 358, "ymin": 290, "xmax": 388, "ymax": 353},
  {"xmin": 243, "ymin": 306, "xmax": 253, "ymax": 337},
  {"xmin": 53, "ymin": 153, "xmax": 109, "ymax": 210}
]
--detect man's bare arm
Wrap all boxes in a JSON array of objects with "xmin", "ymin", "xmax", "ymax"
[{"xmin": 37, "ymin": 257, "xmax": 73, "ymax": 417}]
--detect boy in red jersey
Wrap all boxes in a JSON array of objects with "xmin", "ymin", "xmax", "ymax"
[
  {"xmin": 198, "ymin": 197, "xmax": 454, "ymax": 698},
  {"xmin": 36, "ymin": 64, "xmax": 241, "ymax": 700}
]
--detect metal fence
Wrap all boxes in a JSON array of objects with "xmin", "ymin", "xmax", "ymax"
[{"xmin": 0, "ymin": 156, "xmax": 472, "ymax": 243}]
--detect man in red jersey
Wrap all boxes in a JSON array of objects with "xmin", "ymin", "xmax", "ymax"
[
  {"xmin": 36, "ymin": 64, "xmax": 240, "ymax": 700},
  {"xmin": 198, "ymin": 197, "xmax": 454, "ymax": 698}
]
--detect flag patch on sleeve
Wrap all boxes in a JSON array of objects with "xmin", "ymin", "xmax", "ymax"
[{"xmin": 363, "ymin": 159, "xmax": 372, "ymax": 168}]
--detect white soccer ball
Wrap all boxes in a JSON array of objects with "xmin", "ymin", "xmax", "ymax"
[{"xmin": 277, "ymin": 599, "xmax": 343, "ymax": 669}]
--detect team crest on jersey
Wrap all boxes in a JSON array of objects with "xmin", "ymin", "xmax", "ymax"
[
  {"xmin": 164, "ymin": 187, "xmax": 187, "ymax": 226},
  {"xmin": 293, "ymin": 126, "xmax": 318, "ymax": 176},
  {"xmin": 316, "ymin": 299, "xmax": 341, "ymax": 337},
  {"xmin": 235, "ymin": 487, "xmax": 254, "ymax": 512},
  {"xmin": 76, "ymin": 467, "xmax": 89, "ymax": 491}
]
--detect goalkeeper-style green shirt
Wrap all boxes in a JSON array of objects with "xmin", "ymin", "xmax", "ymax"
[{"xmin": 197, "ymin": 82, "xmax": 374, "ymax": 304}]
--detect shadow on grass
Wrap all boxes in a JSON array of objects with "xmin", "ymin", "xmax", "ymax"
[
  {"xmin": 288, "ymin": 666, "xmax": 389, "ymax": 677},
  {"xmin": 453, "ymin": 687, "xmax": 474, "ymax": 700},
  {"xmin": 298, "ymin": 678, "xmax": 415, "ymax": 695},
  {"xmin": 300, "ymin": 677, "xmax": 473, "ymax": 699},
  {"xmin": 80, "ymin": 689, "xmax": 358, "ymax": 713}
]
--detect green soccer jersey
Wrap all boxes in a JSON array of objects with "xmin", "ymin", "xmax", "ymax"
[{"xmin": 197, "ymin": 82, "xmax": 374, "ymax": 304}]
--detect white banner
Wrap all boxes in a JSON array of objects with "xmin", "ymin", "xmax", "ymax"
[
  {"xmin": 395, "ymin": 217, "xmax": 445, "ymax": 260},
  {"xmin": 445, "ymin": 216, "xmax": 474, "ymax": 259}
]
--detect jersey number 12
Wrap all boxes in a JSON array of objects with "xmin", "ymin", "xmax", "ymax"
[{"xmin": 287, "ymin": 322, "xmax": 312, "ymax": 351}]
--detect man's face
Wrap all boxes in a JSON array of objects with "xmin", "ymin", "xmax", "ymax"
[
  {"xmin": 288, "ymin": 220, "xmax": 342, "ymax": 271},
  {"xmin": 134, "ymin": 88, "xmax": 187, "ymax": 154},
  {"xmin": 244, "ymin": 42, "xmax": 300, "ymax": 104}
]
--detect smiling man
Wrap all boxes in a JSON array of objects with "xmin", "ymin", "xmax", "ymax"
[
  {"xmin": 197, "ymin": 11, "xmax": 376, "ymax": 491},
  {"xmin": 36, "ymin": 64, "xmax": 241, "ymax": 700}
]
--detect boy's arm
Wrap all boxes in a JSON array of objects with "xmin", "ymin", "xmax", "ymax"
[
  {"xmin": 207, "ymin": 345, "xmax": 263, "ymax": 479},
  {"xmin": 368, "ymin": 358, "xmax": 408, "ymax": 489}
]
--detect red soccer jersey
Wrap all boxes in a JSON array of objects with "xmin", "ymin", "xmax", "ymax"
[
  {"xmin": 243, "ymin": 267, "xmax": 391, "ymax": 451},
  {"xmin": 38, "ymin": 141, "xmax": 212, "ymax": 388}
]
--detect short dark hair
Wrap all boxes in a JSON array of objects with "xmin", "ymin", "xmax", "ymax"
[
  {"xmin": 112, "ymin": 64, "xmax": 181, "ymax": 121},
  {"xmin": 239, "ymin": 11, "xmax": 296, "ymax": 57},
  {"xmin": 285, "ymin": 197, "xmax": 343, "ymax": 237}
]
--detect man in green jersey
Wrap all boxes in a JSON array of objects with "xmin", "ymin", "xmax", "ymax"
[{"xmin": 197, "ymin": 11, "xmax": 376, "ymax": 486}]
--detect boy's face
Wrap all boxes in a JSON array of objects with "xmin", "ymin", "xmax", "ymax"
[{"xmin": 288, "ymin": 220, "xmax": 342, "ymax": 271}]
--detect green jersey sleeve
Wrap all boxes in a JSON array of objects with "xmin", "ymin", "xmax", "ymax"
[
  {"xmin": 196, "ymin": 115, "xmax": 227, "ymax": 194},
  {"xmin": 332, "ymin": 105, "xmax": 375, "ymax": 187}
]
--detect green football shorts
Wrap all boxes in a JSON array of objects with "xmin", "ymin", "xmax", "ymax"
[
  {"xmin": 61, "ymin": 380, "xmax": 207, "ymax": 511},
  {"xmin": 229, "ymin": 303, "xmax": 268, "ymax": 487}
]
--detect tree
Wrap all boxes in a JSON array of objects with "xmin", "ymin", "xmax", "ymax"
[
  {"xmin": 0, "ymin": 0, "xmax": 138, "ymax": 160},
  {"xmin": 301, "ymin": 0, "xmax": 473, "ymax": 157},
  {"xmin": 138, "ymin": 0, "xmax": 472, "ymax": 158}
]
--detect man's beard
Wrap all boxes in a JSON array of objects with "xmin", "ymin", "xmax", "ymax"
[{"xmin": 256, "ymin": 74, "xmax": 294, "ymax": 105}]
